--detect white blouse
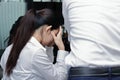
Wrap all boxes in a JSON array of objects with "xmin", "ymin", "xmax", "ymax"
[{"xmin": 0, "ymin": 37, "xmax": 69, "ymax": 80}]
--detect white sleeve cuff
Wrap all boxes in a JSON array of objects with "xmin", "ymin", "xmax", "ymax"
[{"xmin": 57, "ymin": 50, "xmax": 69, "ymax": 62}]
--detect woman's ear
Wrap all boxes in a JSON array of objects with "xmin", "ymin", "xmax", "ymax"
[{"xmin": 46, "ymin": 25, "xmax": 52, "ymax": 32}]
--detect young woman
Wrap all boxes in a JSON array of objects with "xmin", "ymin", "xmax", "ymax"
[{"xmin": 0, "ymin": 9, "xmax": 68, "ymax": 80}]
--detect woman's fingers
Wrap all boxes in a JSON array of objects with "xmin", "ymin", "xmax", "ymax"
[
  {"xmin": 51, "ymin": 26, "xmax": 63, "ymax": 39},
  {"xmin": 51, "ymin": 31, "xmax": 56, "ymax": 39},
  {"xmin": 51, "ymin": 26, "xmax": 65, "ymax": 50},
  {"xmin": 58, "ymin": 26, "xmax": 63, "ymax": 36}
]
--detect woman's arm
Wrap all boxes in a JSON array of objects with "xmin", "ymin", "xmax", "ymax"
[{"xmin": 32, "ymin": 49, "xmax": 68, "ymax": 80}]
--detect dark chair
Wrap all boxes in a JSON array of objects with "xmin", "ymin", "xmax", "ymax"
[
  {"xmin": 0, "ymin": 49, "xmax": 4, "ymax": 59},
  {"xmin": 0, "ymin": 49, "xmax": 4, "ymax": 79}
]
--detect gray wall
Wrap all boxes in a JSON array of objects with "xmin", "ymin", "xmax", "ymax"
[
  {"xmin": 0, "ymin": 2, "xmax": 26, "ymax": 49},
  {"xmin": 33, "ymin": 0, "xmax": 61, "ymax": 2},
  {"xmin": 0, "ymin": 0, "xmax": 62, "ymax": 49}
]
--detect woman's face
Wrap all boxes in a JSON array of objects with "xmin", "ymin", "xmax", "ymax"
[{"xmin": 41, "ymin": 26, "xmax": 59, "ymax": 47}]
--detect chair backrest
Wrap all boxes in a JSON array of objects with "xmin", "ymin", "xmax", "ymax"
[{"xmin": 0, "ymin": 49, "xmax": 4, "ymax": 59}]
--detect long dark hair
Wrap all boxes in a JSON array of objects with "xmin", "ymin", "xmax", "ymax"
[
  {"xmin": 7, "ymin": 16, "xmax": 23, "ymax": 46},
  {"xmin": 6, "ymin": 8, "xmax": 61, "ymax": 76}
]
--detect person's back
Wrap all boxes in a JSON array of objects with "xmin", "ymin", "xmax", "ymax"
[
  {"xmin": 62, "ymin": 0, "xmax": 120, "ymax": 80},
  {"xmin": 1, "ymin": 37, "xmax": 53, "ymax": 80}
]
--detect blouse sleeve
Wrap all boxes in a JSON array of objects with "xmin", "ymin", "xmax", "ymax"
[{"xmin": 32, "ymin": 49, "xmax": 69, "ymax": 80}]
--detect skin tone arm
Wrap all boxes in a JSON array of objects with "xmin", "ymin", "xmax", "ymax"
[{"xmin": 51, "ymin": 26, "xmax": 65, "ymax": 50}]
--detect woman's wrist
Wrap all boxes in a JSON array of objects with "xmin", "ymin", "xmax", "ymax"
[{"xmin": 57, "ymin": 42, "xmax": 65, "ymax": 50}]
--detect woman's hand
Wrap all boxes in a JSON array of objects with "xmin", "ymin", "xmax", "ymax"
[{"xmin": 51, "ymin": 26, "xmax": 65, "ymax": 50}]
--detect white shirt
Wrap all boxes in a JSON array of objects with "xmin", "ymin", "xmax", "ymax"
[
  {"xmin": 62, "ymin": 0, "xmax": 120, "ymax": 67},
  {"xmin": 0, "ymin": 37, "xmax": 69, "ymax": 80}
]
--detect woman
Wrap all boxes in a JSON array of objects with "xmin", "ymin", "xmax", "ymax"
[{"xmin": 0, "ymin": 9, "xmax": 68, "ymax": 80}]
